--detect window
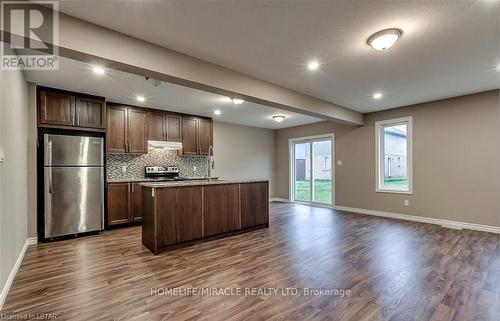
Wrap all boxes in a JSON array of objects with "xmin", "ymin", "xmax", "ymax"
[{"xmin": 375, "ymin": 117, "xmax": 412, "ymax": 193}]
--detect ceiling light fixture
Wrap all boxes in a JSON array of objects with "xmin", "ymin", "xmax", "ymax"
[
  {"xmin": 214, "ymin": 109, "xmax": 221, "ymax": 115},
  {"xmin": 373, "ymin": 92, "xmax": 383, "ymax": 99},
  {"xmin": 367, "ymin": 28, "xmax": 402, "ymax": 51},
  {"xmin": 307, "ymin": 60, "xmax": 319, "ymax": 71},
  {"xmin": 232, "ymin": 98, "xmax": 244, "ymax": 105},
  {"xmin": 136, "ymin": 95, "xmax": 145, "ymax": 102},
  {"xmin": 272, "ymin": 115, "xmax": 286, "ymax": 122},
  {"xmin": 92, "ymin": 66, "xmax": 105, "ymax": 75}
]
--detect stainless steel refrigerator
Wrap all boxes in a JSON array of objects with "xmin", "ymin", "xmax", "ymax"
[{"xmin": 43, "ymin": 134, "xmax": 104, "ymax": 238}]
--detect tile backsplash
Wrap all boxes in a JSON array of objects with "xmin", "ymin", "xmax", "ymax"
[{"xmin": 106, "ymin": 148, "xmax": 208, "ymax": 181}]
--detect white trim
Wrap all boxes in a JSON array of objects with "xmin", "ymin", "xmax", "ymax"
[
  {"xmin": 375, "ymin": 116, "xmax": 413, "ymax": 194},
  {"xmin": 0, "ymin": 238, "xmax": 32, "ymax": 311},
  {"xmin": 270, "ymin": 198, "xmax": 290, "ymax": 203},
  {"xmin": 27, "ymin": 237, "xmax": 38, "ymax": 245},
  {"xmin": 334, "ymin": 206, "xmax": 500, "ymax": 234}
]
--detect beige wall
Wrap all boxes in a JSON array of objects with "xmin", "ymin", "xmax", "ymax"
[
  {"xmin": 275, "ymin": 90, "xmax": 500, "ymax": 227},
  {"xmin": 0, "ymin": 49, "xmax": 29, "ymax": 299},
  {"xmin": 213, "ymin": 121, "xmax": 275, "ymax": 197},
  {"xmin": 27, "ymin": 83, "xmax": 37, "ymax": 238}
]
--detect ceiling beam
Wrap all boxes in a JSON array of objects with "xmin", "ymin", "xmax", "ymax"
[{"xmin": 5, "ymin": 11, "xmax": 364, "ymax": 125}]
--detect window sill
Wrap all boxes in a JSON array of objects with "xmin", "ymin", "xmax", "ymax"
[{"xmin": 376, "ymin": 189, "xmax": 413, "ymax": 195}]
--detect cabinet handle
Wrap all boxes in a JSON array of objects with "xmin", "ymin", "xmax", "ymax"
[
  {"xmin": 131, "ymin": 184, "xmax": 134, "ymax": 193},
  {"xmin": 77, "ymin": 113, "xmax": 80, "ymax": 126}
]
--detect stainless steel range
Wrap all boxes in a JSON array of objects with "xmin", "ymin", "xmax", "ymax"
[{"xmin": 144, "ymin": 166, "xmax": 187, "ymax": 181}]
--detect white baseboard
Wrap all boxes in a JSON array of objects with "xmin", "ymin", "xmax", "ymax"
[
  {"xmin": 270, "ymin": 198, "xmax": 289, "ymax": 203},
  {"xmin": 0, "ymin": 238, "xmax": 32, "ymax": 311},
  {"xmin": 27, "ymin": 237, "xmax": 37, "ymax": 245},
  {"xmin": 334, "ymin": 206, "xmax": 500, "ymax": 234}
]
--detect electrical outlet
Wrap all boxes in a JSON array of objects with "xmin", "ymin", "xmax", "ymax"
[
  {"xmin": 337, "ymin": 160, "xmax": 343, "ymax": 166},
  {"xmin": 404, "ymin": 200, "xmax": 410, "ymax": 206},
  {"xmin": 122, "ymin": 165, "xmax": 127, "ymax": 173},
  {"xmin": 193, "ymin": 166, "xmax": 197, "ymax": 172}
]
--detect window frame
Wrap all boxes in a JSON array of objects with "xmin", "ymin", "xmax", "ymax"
[{"xmin": 375, "ymin": 116, "xmax": 413, "ymax": 194}]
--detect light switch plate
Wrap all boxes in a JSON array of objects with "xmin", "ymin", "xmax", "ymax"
[
  {"xmin": 0, "ymin": 146, "xmax": 5, "ymax": 163},
  {"xmin": 337, "ymin": 160, "xmax": 343, "ymax": 166}
]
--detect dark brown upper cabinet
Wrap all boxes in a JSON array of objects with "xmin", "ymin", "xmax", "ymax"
[
  {"xmin": 75, "ymin": 96, "xmax": 106, "ymax": 129},
  {"xmin": 38, "ymin": 89, "xmax": 105, "ymax": 130},
  {"xmin": 106, "ymin": 104, "xmax": 147, "ymax": 154},
  {"xmin": 181, "ymin": 117, "xmax": 213, "ymax": 156},
  {"xmin": 147, "ymin": 112, "xmax": 182, "ymax": 142}
]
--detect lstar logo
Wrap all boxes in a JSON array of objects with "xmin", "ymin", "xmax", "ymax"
[{"xmin": 1, "ymin": 0, "xmax": 59, "ymax": 70}]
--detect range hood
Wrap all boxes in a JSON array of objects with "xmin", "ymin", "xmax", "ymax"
[{"xmin": 148, "ymin": 140, "xmax": 183, "ymax": 150}]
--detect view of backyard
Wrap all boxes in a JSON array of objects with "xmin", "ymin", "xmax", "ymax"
[
  {"xmin": 383, "ymin": 178, "xmax": 408, "ymax": 190},
  {"xmin": 295, "ymin": 179, "xmax": 332, "ymax": 204}
]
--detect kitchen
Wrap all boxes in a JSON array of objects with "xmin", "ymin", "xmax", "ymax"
[
  {"xmin": 1, "ymin": 2, "xmax": 499, "ymax": 320},
  {"xmin": 34, "ymin": 58, "xmax": 283, "ymax": 253}
]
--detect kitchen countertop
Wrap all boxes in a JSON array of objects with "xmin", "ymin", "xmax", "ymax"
[
  {"xmin": 107, "ymin": 177, "xmax": 209, "ymax": 183},
  {"xmin": 140, "ymin": 179, "xmax": 268, "ymax": 188}
]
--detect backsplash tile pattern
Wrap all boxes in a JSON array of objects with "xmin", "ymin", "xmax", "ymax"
[{"xmin": 107, "ymin": 148, "xmax": 208, "ymax": 181}]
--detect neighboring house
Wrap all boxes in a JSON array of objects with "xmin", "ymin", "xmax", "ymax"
[
  {"xmin": 295, "ymin": 142, "xmax": 332, "ymax": 180},
  {"xmin": 383, "ymin": 126, "xmax": 407, "ymax": 180}
]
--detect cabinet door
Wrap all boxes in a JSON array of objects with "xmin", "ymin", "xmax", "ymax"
[
  {"xmin": 182, "ymin": 117, "xmax": 198, "ymax": 155},
  {"xmin": 128, "ymin": 108, "xmax": 148, "ymax": 154},
  {"xmin": 203, "ymin": 184, "xmax": 240, "ymax": 236},
  {"xmin": 76, "ymin": 96, "xmax": 105, "ymax": 129},
  {"xmin": 175, "ymin": 186, "xmax": 203, "ymax": 242},
  {"xmin": 39, "ymin": 91, "xmax": 75, "ymax": 126},
  {"xmin": 107, "ymin": 183, "xmax": 129, "ymax": 225},
  {"xmin": 147, "ymin": 111, "xmax": 165, "ymax": 141},
  {"xmin": 240, "ymin": 182, "xmax": 269, "ymax": 228},
  {"xmin": 155, "ymin": 188, "xmax": 179, "ymax": 247},
  {"xmin": 198, "ymin": 118, "xmax": 213, "ymax": 155},
  {"xmin": 130, "ymin": 183, "xmax": 143, "ymax": 222},
  {"xmin": 106, "ymin": 105, "xmax": 128, "ymax": 153},
  {"xmin": 166, "ymin": 115, "xmax": 182, "ymax": 142}
]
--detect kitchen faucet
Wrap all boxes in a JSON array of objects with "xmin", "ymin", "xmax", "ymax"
[{"xmin": 206, "ymin": 146, "xmax": 214, "ymax": 180}]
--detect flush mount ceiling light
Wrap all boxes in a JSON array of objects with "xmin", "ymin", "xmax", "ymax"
[
  {"xmin": 232, "ymin": 98, "xmax": 244, "ymax": 105},
  {"xmin": 367, "ymin": 28, "xmax": 402, "ymax": 51},
  {"xmin": 272, "ymin": 115, "xmax": 286, "ymax": 122},
  {"xmin": 214, "ymin": 109, "xmax": 221, "ymax": 115},
  {"xmin": 92, "ymin": 66, "xmax": 105, "ymax": 75},
  {"xmin": 373, "ymin": 92, "xmax": 383, "ymax": 99},
  {"xmin": 136, "ymin": 95, "xmax": 145, "ymax": 102},
  {"xmin": 307, "ymin": 60, "xmax": 319, "ymax": 71}
]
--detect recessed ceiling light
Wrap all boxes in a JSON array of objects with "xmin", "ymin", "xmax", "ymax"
[
  {"xmin": 136, "ymin": 95, "xmax": 145, "ymax": 102},
  {"xmin": 367, "ymin": 28, "xmax": 402, "ymax": 51},
  {"xmin": 373, "ymin": 92, "xmax": 383, "ymax": 99},
  {"xmin": 214, "ymin": 109, "xmax": 221, "ymax": 115},
  {"xmin": 92, "ymin": 66, "xmax": 105, "ymax": 75},
  {"xmin": 232, "ymin": 98, "xmax": 244, "ymax": 105},
  {"xmin": 307, "ymin": 60, "xmax": 319, "ymax": 71},
  {"xmin": 272, "ymin": 115, "xmax": 286, "ymax": 122}
]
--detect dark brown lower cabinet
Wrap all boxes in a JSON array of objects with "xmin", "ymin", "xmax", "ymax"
[
  {"xmin": 203, "ymin": 184, "xmax": 240, "ymax": 236},
  {"xmin": 154, "ymin": 186, "xmax": 203, "ymax": 248},
  {"xmin": 130, "ymin": 183, "xmax": 143, "ymax": 222},
  {"xmin": 240, "ymin": 181, "xmax": 269, "ymax": 228},
  {"xmin": 107, "ymin": 182, "xmax": 144, "ymax": 226},
  {"xmin": 142, "ymin": 181, "xmax": 269, "ymax": 254},
  {"xmin": 107, "ymin": 183, "xmax": 130, "ymax": 225}
]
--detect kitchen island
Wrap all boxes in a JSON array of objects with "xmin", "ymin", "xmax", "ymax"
[{"xmin": 140, "ymin": 179, "xmax": 269, "ymax": 254}]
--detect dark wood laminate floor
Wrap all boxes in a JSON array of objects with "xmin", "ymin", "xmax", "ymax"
[{"xmin": 3, "ymin": 202, "xmax": 499, "ymax": 321}]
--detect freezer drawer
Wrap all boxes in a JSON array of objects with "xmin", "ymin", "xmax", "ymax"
[
  {"xmin": 44, "ymin": 166, "xmax": 104, "ymax": 238},
  {"xmin": 44, "ymin": 134, "xmax": 104, "ymax": 166}
]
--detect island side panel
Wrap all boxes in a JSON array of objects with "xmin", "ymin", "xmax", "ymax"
[
  {"xmin": 203, "ymin": 184, "xmax": 240, "ymax": 237},
  {"xmin": 175, "ymin": 186, "xmax": 203, "ymax": 242},
  {"xmin": 155, "ymin": 188, "xmax": 179, "ymax": 248},
  {"xmin": 240, "ymin": 181, "xmax": 269, "ymax": 229},
  {"xmin": 142, "ymin": 186, "xmax": 157, "ymax": 254}
]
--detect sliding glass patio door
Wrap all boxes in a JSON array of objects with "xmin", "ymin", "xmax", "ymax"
[{"xmin": 292, "ymin": 137, "xmax": 333, "ymax": 206}]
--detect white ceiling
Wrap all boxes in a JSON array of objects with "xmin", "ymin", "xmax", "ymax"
[
  {"xmin": 25, "ymin": 56, "xmax": 322, "ymax": 129},
  {"xmin": 56, "ymin": 1, "xmax": 500, "ymax": 113}
]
